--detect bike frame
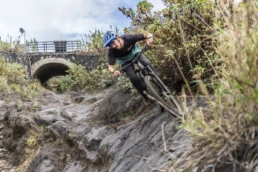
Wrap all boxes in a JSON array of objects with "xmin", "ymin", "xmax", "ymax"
[{"xmin": 120, "ymin": 44, "xmax": 172, "ymax": 95}]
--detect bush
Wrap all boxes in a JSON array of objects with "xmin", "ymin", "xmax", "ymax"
[
  {"xmin": 171, "ymin": 1, "xmax": 258, "ymax": 171},
  {"xmin": 0, "ymin": 56, "xmax": 42, "ymax": 101},
  {"xmin": 117, "ymin": 76, "xmax": 135, "ymax": 93},
  {"xmin": 45, "ymin": 64, "xmax": 116, "ymax": 93},
  {"xmin": 0, "ymin": 41, "xmax": 12, "ymax": 51},
  {"xmin": 120, "ymin": 0, "xmax": 218, "ymax": 93},
  {"xmin": 67, "ymin": 64, "xmax": 116, "ymax": 91}
]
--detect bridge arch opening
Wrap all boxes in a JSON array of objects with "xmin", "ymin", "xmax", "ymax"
[{"xmin": 31, "ymin": 58, "xmax": 74, "ymax": 84}]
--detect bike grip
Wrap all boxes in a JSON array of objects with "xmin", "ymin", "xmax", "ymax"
[{"xmin": 144, "ymin": 44, "xmax": 149, "ymax": 51}]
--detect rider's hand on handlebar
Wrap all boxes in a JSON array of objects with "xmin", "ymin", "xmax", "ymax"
[
  {"xmin": 113, "ymin": 70, "xmax": 121, "ymax": 77},
  {"xmin": 146, "ymin": 37, "xmax": 153, "ymax": 46}
]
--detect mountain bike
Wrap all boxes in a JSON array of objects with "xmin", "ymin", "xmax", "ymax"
[{"xmin": 120, "ymin": 45, "xmax": 183, "ymax": 118}]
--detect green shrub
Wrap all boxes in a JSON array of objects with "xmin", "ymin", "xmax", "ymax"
[
  {"xmin": 0, "ymin": 56, "xmax": 42, "ymax": 101},
  {"xmin": 117, "ymin": 76, "xmax": 135, "ymax": 93},
  {"xmin": 67, "ymin": 64, "xmax": 90, "ymax": 91},
  {"xmin": 120, "ymin": 0, "xmax": 218, "ymax": 93},
  {"xmin": 69, "ymin": 66, "xmax": 115, "ymax": 91},
  {"xmin": 0, "ymin": 76, "xmax": 10, "ymax": 93},
  {"xmin": 0, "ymin": 41, "xmax": 12, "ymax": 51},
  {"xmin": 59, "ymin": 75, "xmax": 74, "ymax": 92},
  {"xmin": 45, "ymin": 77, "xmax": 63, "ymax": 93},
  {"xmin": 45, "ymin": 64, "xmax": 116, "ymax": 93}
]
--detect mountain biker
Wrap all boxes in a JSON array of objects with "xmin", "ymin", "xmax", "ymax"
[{"xmin": 103, "ymin": 31, "xmax": 155, "ymax": 100}]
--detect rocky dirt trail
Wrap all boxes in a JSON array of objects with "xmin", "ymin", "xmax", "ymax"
[{"xmin": 0, "ymin": 85, "xmax": 192, "ymax": 172}]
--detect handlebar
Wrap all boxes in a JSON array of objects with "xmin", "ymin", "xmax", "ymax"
[{"xmin": 120, "ymin": 44, "xmax": 149, "ymax": 73}]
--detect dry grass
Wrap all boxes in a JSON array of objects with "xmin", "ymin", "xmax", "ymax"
[{"xmin": 168, "ymin": 1, "xmax": 258, "ymax": 171}]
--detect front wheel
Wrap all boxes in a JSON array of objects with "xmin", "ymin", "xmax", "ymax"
[
  {"xmin": 144, "ymin": 75, "xmax": 164, "ymax": 102},
  {"xmin": 144, "ymin": 75, "xmax": 183, "ymax": 117},
  {"xmin": 164, "ymin": 94, "xmax": 183, "ymax": 116}
]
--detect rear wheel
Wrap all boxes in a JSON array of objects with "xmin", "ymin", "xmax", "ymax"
[{"xmin": 144, "ymin": 75, "xmax": 182, "ymax": 116}]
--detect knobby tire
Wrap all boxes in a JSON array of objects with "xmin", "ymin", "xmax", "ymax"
[
  {"xmin": 144, "ymin": 76, "xmax": 164, "ymax": 101},
  {"xmin": 144, "ymin": 75, "xmax": 183, "ymax": 117},
  {"xmin": 165, "ymin": 95, "xmax": 183, "ymax": 116}
]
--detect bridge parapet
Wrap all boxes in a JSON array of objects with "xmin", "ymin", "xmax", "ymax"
[{"xmin": 27, "ymin": 40, "xmax": 81, "ymax": 53}]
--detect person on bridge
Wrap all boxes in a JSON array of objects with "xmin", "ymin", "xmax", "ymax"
[{"xmin": 103, "ymin": 31, "xmax": 155, "ymax": 100}]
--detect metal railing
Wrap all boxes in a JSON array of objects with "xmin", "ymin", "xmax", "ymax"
[{"xmin": 26, "ymin": 40, "xmax": 81, "ymax": 53}]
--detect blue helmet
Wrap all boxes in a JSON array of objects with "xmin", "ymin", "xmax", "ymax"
[{"xmin": 103, "ymin": 31, "xmax": 117, "ymax": 47}]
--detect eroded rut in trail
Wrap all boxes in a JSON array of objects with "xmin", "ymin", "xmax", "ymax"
[{"xmin": 0, "ymin": 85, "xmax": 192, "ymax": 172}]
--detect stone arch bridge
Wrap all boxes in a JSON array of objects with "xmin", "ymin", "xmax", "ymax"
[{"xmin": 0, "ymin": 51, "xmax": 103, "ymax": 84}]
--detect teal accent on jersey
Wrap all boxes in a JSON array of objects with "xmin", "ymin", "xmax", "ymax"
[{"xmin": 116, "ymin": 44, "xmax": 141, "ymax": 64}]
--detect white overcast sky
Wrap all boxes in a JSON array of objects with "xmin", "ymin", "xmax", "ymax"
[{"xmin": 0, "ymin": 0, "xmax": 165, "ymax": 43}]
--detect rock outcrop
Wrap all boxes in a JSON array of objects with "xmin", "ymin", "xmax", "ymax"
[{"xmin": 0, "ymin": 85, "xmax": 191, "ymax": 172}]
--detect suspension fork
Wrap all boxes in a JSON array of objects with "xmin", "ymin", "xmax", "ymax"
[{"xmin": 146, "ymin": 66, "xmax": 171, "ymax": 94}]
